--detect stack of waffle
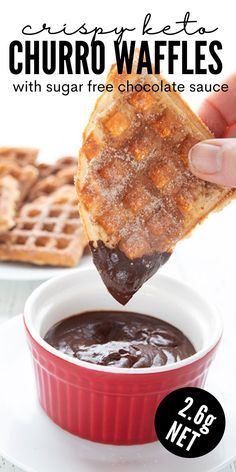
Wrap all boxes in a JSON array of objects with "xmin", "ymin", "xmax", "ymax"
[{"xmin": 0, "ymin": 148, "xmax": 87, "ymax": 267}]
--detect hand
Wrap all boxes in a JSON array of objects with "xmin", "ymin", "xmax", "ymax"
[{"xmin": 188, "ymin": 74, "xmax": 236, "ymax": 187}]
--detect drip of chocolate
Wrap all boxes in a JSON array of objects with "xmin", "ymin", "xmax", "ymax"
[
  {"xmin": 44, "ymin": 310, "xmax": 195, "ymax": 368},
  {"xmin": 89, "ymin": 241, "xmax": 171, "ymax": 304}
]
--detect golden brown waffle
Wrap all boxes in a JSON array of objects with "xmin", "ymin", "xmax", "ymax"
[
  {"xmin": 36, "ymin": 162, "xmax": 52, "ymax": 179},
  {"xmin": 0, "ymin": 175, "xmax": 20, "ymax": 232},
  {"xmin": 36, "ymin": 156, "xmax": 77, "ymax": 178},
  {"xmin": 0, "ymin": 161, "xmax": 38, "ymax": 203},
  {"xmin": 28, "ymin": 156, "xmax": 77, "ymax": 201},
  {"xmin": 0, "ymin": 147, "xmax": 38, "ymax": 166},
  {"xmin": 51, "ymin": 156, "xmax": 77, "ymax": 174},
  {"xmin": 76, "ymin": 59, "xmax": 236, "ymax": 304},
  {"xmin": 0, "ymin": 185, "xmax": 87, "ymax": 266}
]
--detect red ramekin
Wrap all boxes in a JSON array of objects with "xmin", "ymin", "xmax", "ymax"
[{"xmin": 24, "ymin": 268, "xmax": 222, "ymax": 445}]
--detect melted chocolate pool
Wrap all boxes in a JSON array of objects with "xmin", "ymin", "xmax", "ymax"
[{"xmin": 44, "ymin": 311, "xmax": 195, "ymax": 368}]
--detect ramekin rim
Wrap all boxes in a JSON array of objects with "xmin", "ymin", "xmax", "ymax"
[{"xmin": 23, "ymin": 268, "xmax": 223, "ymax": 375}]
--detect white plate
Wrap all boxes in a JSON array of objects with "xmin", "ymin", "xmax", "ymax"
[
  {"xmin": 0, "ymin": 246, "xmax": 182, "ymax": 282},
  {"xmin": 0, "ymin": 316, "xmax": 235, "ymax": 472},
  {"xmin": 0, "ymin": 250, "xmax": 184, "ymax": 282},
  {"xmin": 0, "ymin": 255, "xmax": 91, "ymax": 281}
]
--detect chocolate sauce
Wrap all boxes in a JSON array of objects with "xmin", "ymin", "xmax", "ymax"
[
  {"xmin": 90, "ymin": 241, "xmax": 171, "ymax": 305},
  {"xmin": 44, "ymin": 311, "xmax": 195, "ymax": 368}
]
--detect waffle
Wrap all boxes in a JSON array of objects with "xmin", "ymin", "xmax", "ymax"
[
  {"xmin": 28, "ymin": 156, "xmax": 77, "ymax": 200},
  {"xmin": 36, "ymin": 156, "xmax": 77, "ymax": 178},
  {"xmin": 0, "ymin": 161, "xmax": 38, "ymax": 203},
  {"xmin": 51, "ymin": 156, "xmax": 77, "ymax": 174},
  {"xmin": 0, "ymin": 185, "xmax": 87, "ymax": 266},
  {"xmin": 76, "ymin": 58, "xmax": 236, "ymax": 304},
  {"xmin": 36, "ymin": 162, "xmax": 52, "ymax": 179},
  {"xmin": 0, "ymin": 175, "xmax": 20, "ymax": 231},
  {"xmin": 0, "ymin": 147, "xmax": 38, "ymax": 166}
]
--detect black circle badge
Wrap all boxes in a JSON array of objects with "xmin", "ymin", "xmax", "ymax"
[{"xmin": 155, "ymin": 387, "xmax": 225, "ymax": 458}]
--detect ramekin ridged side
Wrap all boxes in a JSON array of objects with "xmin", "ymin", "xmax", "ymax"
[{"xmin": 25, "ymin": 324, "xmax": 218, "ymax": 445}]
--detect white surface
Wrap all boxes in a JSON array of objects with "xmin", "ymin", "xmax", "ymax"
[{"xmin": 0, "ymin": 315, "xmax": 234, "ymax": 472}]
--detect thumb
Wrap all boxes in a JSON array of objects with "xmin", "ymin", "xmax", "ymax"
[{"xmin": 188, "ymin": 139, "xmax": 236, "ymax": 187}]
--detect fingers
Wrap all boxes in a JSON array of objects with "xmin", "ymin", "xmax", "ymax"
[
  {"xmin": 198, "ymin": 99, "xmax": 226, "ymax": 137},
  {"xmin": 188, "ymin": 138, "xmax": 236, "ymax": 187},
  {"xmin": 198, "ymin": 73, "xmax": 236, "ymax": 137}
]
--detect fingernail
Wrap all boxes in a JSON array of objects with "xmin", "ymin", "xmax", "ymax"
[{"xmin": 189, "ymin": 143, "xmax": 222, "ymax": 174}]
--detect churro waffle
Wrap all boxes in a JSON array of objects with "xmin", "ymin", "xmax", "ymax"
[
  {"xmin": 50, "ymin": 156, "xmax": 77, "ymax": 174},
  {"xmin": 36, "ymin": 156, "xmax": 77, "ymax": 179},
  {"xmin": 0, "ymin": 147, "xmax": 38, "ymax": 166},
  {"xmin": 76, "ymin": 60, "xmax": 236, "ymax": 304},
  {"xmin": 0, "ymin": 185, "xmax": 87, "ymax": 266},
  {"xmin": 0, "ymin": 161, "xmax": 38, "ymax": 205},
  {"xmin": 28, "ymin": 156, "xmax": 77, "ymax": 200},
  {"xmin": 0, "ymin": 175, "xmax": 20, "ymax": 231}
]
